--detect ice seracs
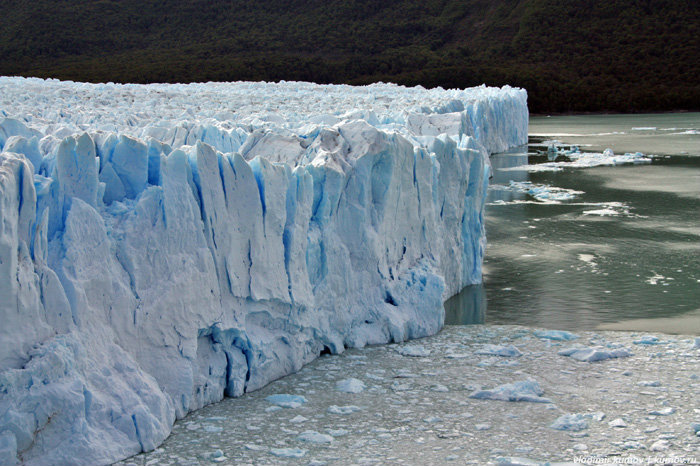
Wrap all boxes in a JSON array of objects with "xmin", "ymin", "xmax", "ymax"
[{"xmin": 0, "ymin": 77, "xmax": 527, "ymax": 465}]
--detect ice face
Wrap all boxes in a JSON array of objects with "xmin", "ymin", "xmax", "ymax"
[{"xmin": 0, "ymin": 77, "xmax": 527, "ymax": 465}]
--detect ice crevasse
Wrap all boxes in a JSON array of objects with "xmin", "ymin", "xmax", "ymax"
[{"xmin": 0, "ymin": 77, "xmax": 528, "ymax": 465}]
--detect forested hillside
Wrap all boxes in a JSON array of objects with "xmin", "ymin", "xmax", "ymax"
[{"xmin": 1, "ymin": 0, "xmax": 698, "ymax": 113}]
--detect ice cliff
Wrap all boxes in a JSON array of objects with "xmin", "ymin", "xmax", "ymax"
[{"xmin": 0, "ymin": 77, "xmax": 527, "ymax": 465}]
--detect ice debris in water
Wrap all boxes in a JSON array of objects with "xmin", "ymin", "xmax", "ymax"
[
  {"xmin": 533, "ymin": 330, "xmax": 579, "ymax": 341},
  {"xmin": 265, "ymin": 394, "xmax": 307, "ymax": 408},
  {"xmin": 633, "ymin": 335, "xmax": 661, "ymax": 345},
  {"xmin": 475, "ymin": 344, "xmax": 522, "ymax": 357},
  {"xmin": 396, "ymin": 345, "xmax": 431, "ymax": 357},
  {"xmin": 649, "ymin": 407, "xmax": 675, "ymax": 416},
  {"xmin": 694, "ymin": 338, "xmax": 700, "ymax": 349},
  {"xmin": 549, "ymin": 414, "xmax": 589, "ymax": 432},
  {"xmin": 327, "ymin": 405, "xmax": 362, "ymax": 414},
  {"xmin": 335, "ymin": 378, "xmax": 366, "ymax": 393},
  {"xmin": 297, "ymin": 431, "xmax": 334, "ymax": 444},
  {"xmin": 504, "ymin": 147, "xmax": 652, "ymax": 172},
  {"xmin": 469, "ymin": 380, "xmax": 552, "ymax": 403},
  {"xmin": 270, "ymin": 447, "xmax": 307, "ymax": 458},
  {"xmin": 558, "ymin": 346, "xmax": 632, "ymax": 362}
]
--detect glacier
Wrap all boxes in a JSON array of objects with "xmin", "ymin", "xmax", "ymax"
[{"xmin": 0, "ymin": 77, "xmax": 527, "ymax": 466}]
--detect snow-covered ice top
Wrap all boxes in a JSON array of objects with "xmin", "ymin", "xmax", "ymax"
[{"xmin": 0, "ymin": 77, "xmax": 527, "ymax": 466}]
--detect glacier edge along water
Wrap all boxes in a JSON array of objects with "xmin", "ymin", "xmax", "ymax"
[{"xmin": 0, "ymin": 78, "xmax": 527, "ymax": 466}]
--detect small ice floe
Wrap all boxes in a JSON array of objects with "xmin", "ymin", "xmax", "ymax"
[
  {"xmin": 297, "ymin": 431, "xmax": 334, "ymax": 444},
  {"xmin": 270, "ymin": 447, "xmax": 307, "ymax": 458},
  {"xmin": 289, "ymin": 415, "xmax": 307, "ymax": 423},
  {"xmin": 244, "ymin": 444, "xmax": 266, "ymax": 451},
  {"xmin": 396, "ymin": 345, "xmax": 430, "ymax": 357},
  {"xmin": 207, "ymin": 449, "xmax": 226, "ymax": 463},
  {"xmin": 649, "ymin": 440, "xmax": 670, "ymax": 452},
  {"xmin": 533, "ymin": 330, "xmax": 579, "ymax": 341},
  {"xmin": 489, "ymin": 180, "xmax": 583, "ymax": 203},
  {"xmin": 431, "ymin": 384, "xmax": 450, "ymax": 392},
  {"xmin": 474, "ymin": 423, "xmax": 491, "ymax": 431},
  {"xmin": 549, "ymin": 414, "xmax": 589, "ymax": 432},
  {"xmin": 469, "ymin": 380, "xmax": 552, "ymax": 403},
  {"xmin": 694, "ymin": 337, "xmax": 700, "ymax": 349},
  {"xmin": 423, "ymin": 416, "xmax": 442, "ymax": 423},
  {"xmin": 558, "ymin": 345, "xmax": 632, "ymax": 362},
  {"xmin": 327, "ymin": 428, "xmax": 350, "ymax": 437},
  {"xmin": 265, "ymin": 394, "xmax": 308, "ymax": 409},
  {"xmin": 202, "ymin": 424, "xmax": 222, "ymax": 433},
  {"xmin": 649, "ymin": 407, "xmax": 675, "ymax": 416},
  {"xmin": 327, "ymin": 405, "xmax": 362, "ymax": 414},
  {"xmin": 633, "ymin": 335, "xmax": 660, "ymax": 345},
  {"xmin": 502, "ymin": 148, "xmax": 652, "ymax": 172},
  {"xmin": 609, "ymin": 418, "xmax": 627, "ymax": 428},
  {"xmin": 335, "ymin": 378, "xmax": 366, "ymax": 393},
  {"xmin": 638, "ymin": 381, "xmax": 661, "ymax": 387},
  {"xmin": 631, "ymin": 127, "xmax": 657, "ymax": 131},
  {"xmin": 621, "ymin": 440, "xmax": 645, "ymax": 450},
  {"xmin": 475, "ymin": 344, "xmax": 522, "ymax": 357}
]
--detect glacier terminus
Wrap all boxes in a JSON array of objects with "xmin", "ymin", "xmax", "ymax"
[{"xmin": 0, "ymin": 78, "xmax": 527, "ymax": 465}]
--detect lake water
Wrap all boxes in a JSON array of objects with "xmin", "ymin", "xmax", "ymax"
[{"xmin": 446, "ymin": 112, "xmax": 700, "ymax": 334}]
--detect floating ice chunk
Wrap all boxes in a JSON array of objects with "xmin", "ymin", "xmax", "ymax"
[
  {"xmin": 469, "ymin": 380, "xmax": 552, "ymax": 403},
  {"xmin": 493, "ymin": 457, "xmax": 542, "ymax": 465},
  {"xmin": 203, "ymin": 424, "xmax": 222, "ymax": 433},
  {"xmin": 609, "ymin": 418, "xmax": 627, "ymax": 428},
  {"xmin": 245, "ymin": 444, "xmax": 266, "ymax": 451},
  {"xmin": 694, "ymin": 338, "xmax": 700, "ymax": 349},
  {"xmin": 638, "ymin": 381, "xmax": 661, "ymax": 387},
  {"xmin": 265, "ymin": 394, "xmax": 308, "ymax": 409},
  {"xmin": 633, "ymin": 335, "xmax": 660, "ymax": 345},
  {"xmin": 533, "ymin": 330, "xmax": 579, "ymax": 341},
  {"xmin": 558, "ymin": 346, "xmax": 632, "ymax": 362},
  {"xmin": 424, "ymin": 416, "xmax": 442, "ymax": 423},
  {"xmin": 649, "ymin": 407, "xmax": 675, "ymax": 416},
  {"xmin": 327, "ymin": 405, "xmax": 362, "ymax": 414},
  {"xmin": 327, "ymin": 429, "xmax": 350, "ymax": 437},
  {"xmin": 396, "ymin": 345, "xmax": 430, "ymax": 357},
  {"xmin": 289, "ymin": 415, "xmax": 307, "ymax": 424},
  {"xmin": 474, "ymin": 423, "xmax": 491, "ymax": 431},
  {"xmin": 335, "ymin": 378, "xmax": 366, "ymax": 393},
  {"xmin": 649, "ymin": 440, "xmax": 670, "ymax": 452},
  {"xmin": 297, "ymin": 431, "xmax": 333, "ymax": 444},
  {"xmin": 475, "ymin": 344, "xmax": 522, "ymax": 357},
  {"xmin": 207, "ymin": 449, "xmax": 226, "ymax": 463},
  {"xmin": 431, "ymin": 384, "xmax": 449, "ymax": 392},
  {"xmin": 549, "ymin": 414, "xmax": 589, "ymax": 431},
  {"xmin": 270, "ymin": 447, "xmax": 307, "ymax": 458}
]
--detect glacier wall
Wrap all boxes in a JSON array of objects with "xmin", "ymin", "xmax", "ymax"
[{"xmin": 0, "ymin": 77, "xmax": 527, "ymax": 465}]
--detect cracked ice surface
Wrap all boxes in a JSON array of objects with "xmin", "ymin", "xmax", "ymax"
[
  {"xmin": 0, "ymin": 78, "xmax": 527, "ymax": 465},
  {"xmin": 115, "ymin": 326, "xmax": 700, "ymax": 465}
]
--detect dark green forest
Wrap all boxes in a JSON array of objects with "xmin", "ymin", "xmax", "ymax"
[{"xmin": 1, "ymin": 0, "xmax": 698, "ymax": 113}]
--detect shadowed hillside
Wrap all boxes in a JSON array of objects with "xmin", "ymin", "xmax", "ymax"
[{"xmin": 1, "ymin": 0, "xmax": 698, "ymax": 113}]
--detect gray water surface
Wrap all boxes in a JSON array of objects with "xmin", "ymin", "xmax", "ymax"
[{"xmin": 447, "ymin": 113, "xmax": 700, "ymax": 333}]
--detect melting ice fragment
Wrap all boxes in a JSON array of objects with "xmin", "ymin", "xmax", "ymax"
[
  {"xmin": 475, "ymin": 344, "xmax": 522, "ymax": 357},
  {"xmin": 533, "ymin": 330, "xmax": 579, "ymax": 341},
  {"xmin": 265, "ymin": 394, "xmax": 308, "ymax": 409},
  {"xmin": 270, "ymin": 447, "xmax": 307, "ymax": 458},
  {"xmin": 558, "ymin": 346, "xmax": 632, "ymax": 362},
  {"xmin": 335, "ymin": 378, "xmax": 366, "ymax": 393},
  {"xmin": 469, "ymin": 380, "xmax": 552, "ymax": 403},
  {"xmin": 396, "ymin": 345, "xmax": 431, "ymax": 357},
  {"xmin": 297, "ymin": 431, "xmax": 333, "ymax": 444}
]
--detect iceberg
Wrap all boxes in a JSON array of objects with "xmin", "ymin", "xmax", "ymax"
[{"xmin": 0, "ymin": 77, "xmax": 527, "ymax": 465}]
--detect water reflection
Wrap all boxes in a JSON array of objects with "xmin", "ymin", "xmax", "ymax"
[{"xmin": 443, "ymin": 283, "xmax": 486, "ymax": 325}]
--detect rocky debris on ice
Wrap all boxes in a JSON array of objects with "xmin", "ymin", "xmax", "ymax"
[{"xmin": 469, "ymin": 380, "xmax": 552, "ymax": 403}]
